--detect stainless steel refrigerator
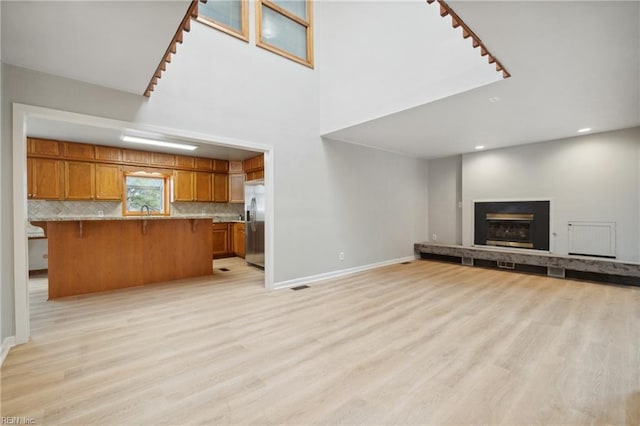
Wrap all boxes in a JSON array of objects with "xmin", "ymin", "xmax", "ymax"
[{"xmin": 245, "ymin": 180, "xmax": 265, "ymax": 269}]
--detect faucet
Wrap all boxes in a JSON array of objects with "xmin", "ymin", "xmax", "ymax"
[{"xmin": 141, "ymin": 205, "xmax": 151, "ymax": 216}]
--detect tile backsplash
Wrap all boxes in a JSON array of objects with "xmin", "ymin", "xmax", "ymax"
[
  {"xmin": 28, "ymin": 200, "xmax": 245, "ymax": 219},
  {"xmin": 28, "ymin": 200, "xmax": 122, "ymax": 218}
]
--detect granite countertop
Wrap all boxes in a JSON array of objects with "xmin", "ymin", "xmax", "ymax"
[{"xmin": 29, "ymin": 215, "xmax": 218, "ymax": 222}]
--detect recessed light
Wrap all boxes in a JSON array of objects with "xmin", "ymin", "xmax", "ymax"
[
  {"xmin": 577, "ymin": 127, "xmax": 592, "ymax": 133},
  {"xmin": 121, "ymin": 136, "xmax": 198, "ymax": 151},
  {"xmin": 475, "ymin": 145, "xmax": 485, "ymax": 150},
  {"xmin": 488, "ymin": 97, "xmax": 501, "ymax": 103}
]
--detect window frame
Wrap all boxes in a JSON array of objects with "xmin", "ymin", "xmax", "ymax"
[
  {"xmin": 256, "ymin": 0, "xmax": 314, "ymax": 68},
  {"xmin": 196, "ymin": 0, "xmax": 250, "ymax": 42},
  {"xmin": 122, "ymin": 170, "xmax": 171, "ymax": 217}
]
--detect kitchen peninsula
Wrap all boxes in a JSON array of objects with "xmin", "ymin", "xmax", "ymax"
[{"xmin": 31, "ymin": 217, "xmax": 213, "ymax": 298}]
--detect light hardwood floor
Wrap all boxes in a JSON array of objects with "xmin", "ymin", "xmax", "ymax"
[{"xmin": 2, "ymin": 259, "xmax": 639, "ymax": 425}]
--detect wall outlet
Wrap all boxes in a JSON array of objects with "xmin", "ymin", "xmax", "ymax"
[
  {"xmin": 42, "ymin": 254, "xmax": 48, "ymax": 259},
  {"xmin": 97, "ymin": 210, "xmax": 104, "ymax": 217},
  {"xmin": 432, "ymin": 234, "xmax": 438, "ymax": 241},
  {"xmin": 339, "ymin": 252, "xmax": 345, "ymax": 261}
]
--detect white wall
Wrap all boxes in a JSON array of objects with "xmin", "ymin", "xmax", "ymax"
[
  {"xmin": 461, "ymin": 127, "xmax": 640, "ymax": 261},
  {"xmin": 427, "ymin": 155, "xmax": 461, "ymax": 245},
  {"xmin": 316, "ymin": 0, "xmax": 502, "ymax": 134},
  {"xmin": 0, "ymin": 2, "xmax": 428, "ymax": 340}
]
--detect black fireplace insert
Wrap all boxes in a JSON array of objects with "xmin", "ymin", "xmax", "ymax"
[{"xmin": 474, "ymin": 201, "xmax": 550, "ymax": 251}]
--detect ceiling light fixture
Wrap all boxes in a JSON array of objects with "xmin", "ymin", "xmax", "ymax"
[
  {"xmin": 488, "ymin": 97, "xmax": 501, "ymax": 103},
  {"xmin": 577, "ymin": 127, "xmax": 592, "ymax": 133},
  {"xmin": 121, "ymin": 135, "xmax": 198, "ymax": 151},
  {"xmin": 475, "ymin": 145, "xmax": 485, "ymax": 150}
]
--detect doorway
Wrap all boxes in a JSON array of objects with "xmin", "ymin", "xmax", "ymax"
[{"xmin": 13, "ymin": 103, "xmax": 275, "ymax": 344}]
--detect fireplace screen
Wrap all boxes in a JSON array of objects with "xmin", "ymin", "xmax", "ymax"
[{"xmin": 486, "ymin": 213, "xmax": 534, "ymax": 249}]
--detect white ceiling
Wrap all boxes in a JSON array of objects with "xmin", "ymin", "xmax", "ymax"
[
  {"xmin": 27, "ymin": 117, "xmax": 260, "ymax": 161},
  {"xmin": 3, "ymin": 1, "xmax": 638, "ymax": 160},
  {"xmin": 324, "ymin": 1, "xmax": 640, "ymax": 159},
  {"xmin": 1, "ymin": 0, "xmax": 190, "ymax": 95}
]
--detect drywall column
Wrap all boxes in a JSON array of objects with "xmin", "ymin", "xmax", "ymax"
[{"xmin": 427, "ymin": 155, "xmax": 462, "ymax": 244}]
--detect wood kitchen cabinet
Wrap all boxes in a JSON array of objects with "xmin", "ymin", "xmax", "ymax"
[
  {"xmin": 27, "ymin": 138, "xmax": 60, "ymax": 157},
  {"xmin": 212, "ymin": 223, "xmax": 230, "ymax": 258},
  {"xmin": 195, "ymin": 157, "xmax": 212, "ymax": 171},
  {"xmin": 232, "ymin": 222, "xmax": 245, "ymax": 258},
  {"xmin": 213, "ymin": 160, "xmax": 229, "ymax": 173},
  {"xmin": 64, "ymin": 161, "xmax": 96, "ymax": 200},
  {"xmin": 244, "ymin": 154, "xmax": 264, "ymax": 182},
  {"xmin": 229, "ymin": 173, "xmax": 245, "ymax": 203},
  {"xmin": 175, "ymin": 155, "xmax": 195, "ymax": 169},
  {"xmin": 95, "ymin": 146, "xmax": 122, "ymax": 162},
  {"xmin": 194, "ymin": 172, "xmax": 213, "ymax": 202},
  {"xmin": 28, "ymin": 157, "xmax": 63, "ymax": 200},
  {"xmin": 151, "ymin": 152, "xmax": 175, "ymax": 168},
  {"xmin": 62, "ymin": 142, "xmax": 95, "ymax": 160},
  {"xmin": 122, "ymin": 149, "xmax": 151, "ymax": 165},
  {"xmin": 213, "ymin": 173, "xmax": 229, "ymax": 202},
  {"xmin": 95, "ymin": 164, "xmax": 123, "ymax": 200},
  {"xmin": 229, "ymin": 160, "xmax": 243, "ymax": 173},
  {"xmin": 173, "ymin": 170, "xmax": 195, "ymax": 201}
]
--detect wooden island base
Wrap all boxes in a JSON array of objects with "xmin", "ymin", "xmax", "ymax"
[{"xmin": 37, "ymin": 219, "xmax": 213, "ymax": 298}]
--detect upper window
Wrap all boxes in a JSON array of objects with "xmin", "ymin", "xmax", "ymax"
[
  {"xmin": 257, "ymin": 0, "xmax": 313, "ymax": 68},
  {"xmin": 123, "ymin": 172, "xmax": 170, "ymax": 216},
  {"xmin": 197, "ymin": 0, "xmax": 249, "ymax": 41}
]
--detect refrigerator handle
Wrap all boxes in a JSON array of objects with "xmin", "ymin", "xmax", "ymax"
[{"xmin": 250, "ymin": 197, "xmax": 257, "ymax": 232}]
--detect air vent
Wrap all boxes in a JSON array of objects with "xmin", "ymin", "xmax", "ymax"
[
  {"xmin": 291, "ymin": 285, "xmax": 310, "ymax": 291},
  {"xmin": 218, "ymin": 267, "xmax": 230, "ymax": 272},
  {"xmin": 547, "ymin": 267, "xmax": 565, "ymax": 278},
  {"xmin": 497, "ymin": 261, "xmax": 515, "ymax": 270},
  {"xmin": 400, "ymin": 261, "xmax": 411, "ymax": 265},
  {"xmin": 461, "ymin": 257, "xmax": 474, "ymax": 266}
]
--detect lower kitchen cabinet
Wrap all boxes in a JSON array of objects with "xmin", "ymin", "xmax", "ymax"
[
  {"xmin": 232, "ymin": 222, "xmax": 245, "ymax": 258},
  {"xmin": 213, "ymin": 222, "xmax": 245, "ymax": 259},
  {"xmin": 212, "ymin": 223, "xmax": 231, "ymax": 259}
]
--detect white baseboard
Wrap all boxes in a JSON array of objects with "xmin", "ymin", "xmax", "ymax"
[
  {"xmin": 273, "ymin": 255, "xmax": 417, "ymax": 290},
  {"xmin": 1, "ymin": 336, "xmax": 16, "ymax": 367}
]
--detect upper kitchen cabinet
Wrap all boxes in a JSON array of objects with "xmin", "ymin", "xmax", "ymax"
[
  {"xmin": 151, "ymin": 152, "xmax": 175, "ymax": 168},
  {"xmin": 213, "ymin": 160, "xmax": 229, "ymax": 173},
  {"xmin": 229, "ymin": 160, "xmax": 243, "ymax": 173},
  {"xmin": 95, "ymin": 146, "xmax": 123, "ymax": 163},
  {"xmin": 122, "ymin": 149, "xmax": 151, "ymax": 165},
  {"xmin": 27, "ymin": 138, "xmax": 60, "ymax": 157},
  {"xmin": 175, "ymin": 155, "xmax": 196, "ymax": 170},
  {"xmin": 243, "ymin": 154, "xmax": 264, "ymax": 181},
  {"xmin": 194, "ymin": 172, "xmax": 213, "ymax": 202},
  {"xmin": 95, "ymin": 164, "xmax": 123, "ymax": 200},
  {"xmin": 213, "ymin": 173, "xmax": 229, "ymax": 202},
  {"xmin": 173, "ymin": 170, "xmax": 195, "ymax": 202},
  {"xmin": 27, "ymin": 157, "xmax": 63, "ymax": 199},
  {"xmin": 195, "ymin": 157, "xmax": 212, "ymax": 171},
  {"xmin": 62, "ymin": 142, "xmax": 95, "ymax": 160},
  {"xmin": 64, "ymin": 161, "xmax": 96, "ymax": 200},
  {"xmin": 229, "ymin": 174, "xmax": 244, "ymax": 203}
]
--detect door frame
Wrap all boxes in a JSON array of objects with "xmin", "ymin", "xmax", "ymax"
[{"xmin": 12, "ymin": 103, "xmax": 275, "ymax": 344}]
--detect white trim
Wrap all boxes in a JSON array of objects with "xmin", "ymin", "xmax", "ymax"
[
  {"xmin": 12, "ymin": 103, "xmax": 275, "ymax": 341},
  {"xmin": 273, "ymin": 255, "xmax": 416, "ymax": 290},
  {"xmin": 1, "ymin": 336, "xmax": 16, "ymax": 366}
]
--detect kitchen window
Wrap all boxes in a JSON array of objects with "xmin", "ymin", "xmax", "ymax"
[
  {"xmin": 256, "ymin": 0, "xmax": 313, "ymax": 67},
  {"xmin": 123, "ymin": 172, "xmax": 170, "ymax": 216},
  {"xmin": 197, "ymin": 0, "xmax": 249, "ymax": 41}
]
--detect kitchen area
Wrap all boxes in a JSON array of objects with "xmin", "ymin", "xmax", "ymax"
[{"xmin": 26, "ymin": 130, "xmax": 265, "ymax": 299}]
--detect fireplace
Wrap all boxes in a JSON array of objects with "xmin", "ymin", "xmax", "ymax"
[{"xmin": 474, "ymin": 201, "xmax": 550, "ymax": 251}]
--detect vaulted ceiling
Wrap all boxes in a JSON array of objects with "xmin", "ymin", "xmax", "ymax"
[
  {"xmin": 324, "ymin": 1, "xmax": 640, "ymax": 158},
  {"xmin": 2, "ymin": 1, "xmax": 638, "ymax": 159},
  {"xmin": 1, "ymin": 0, "xmax": 191, "ymax": 94}
]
